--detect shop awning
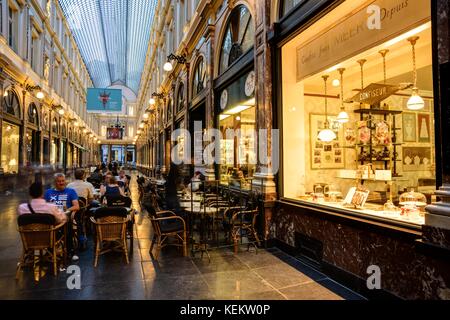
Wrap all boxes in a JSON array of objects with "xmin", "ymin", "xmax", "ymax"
[{"xmin": 71, "ymin": 142, "xmax": 89, "ymax": 152}]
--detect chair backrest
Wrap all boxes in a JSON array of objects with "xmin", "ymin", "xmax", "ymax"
[
  {"xmin": 94, "ymin": 207, "xmax": 128, "ymax": 219},
  {"xmin": 93, "ymin": 207, "xmax": 128, "ymax": 241},
  {"xmin": 106, "ymin": 195, "xmax": 132, "ymax": 208},
  {"xmin": 18, "ymin": 214, "xmax": 56, "ymax": 250},
  {"xmin": 18, "ymin": 214, "xmax": 56, "ymax": 226}
]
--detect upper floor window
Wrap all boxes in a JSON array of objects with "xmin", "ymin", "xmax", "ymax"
[
  {"xmin": 280, "ymin": 0, "xmax": 304, "ymax": 18},
  {"xmin": 28, "ymin": 103, "xmax": 39, "ymax": 126},
  {"xmin": 219, "ymin": 5, "xmax": 254, "ymax": 75},
  {"xmin": 3, "ymin": 89, "xmax": 20, "ymax": 118},
  {"xmin": 176, "ymin": 83, "xmax": 185, "ymax": 113},
  {"xmin": 193, "ymin": 56, "xmax": 206, "ymax": 97},
  {"xmin": 8, "ymin": 6, "xmax": 18, "ymax": 52}
]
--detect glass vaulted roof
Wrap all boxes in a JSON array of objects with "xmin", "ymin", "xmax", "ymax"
[{"xmin": 59, "ymin": 0, "xmax": 157, "ymax": 94}]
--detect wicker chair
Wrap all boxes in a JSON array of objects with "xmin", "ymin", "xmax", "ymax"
[
  {"xmin": 90, "ymin": 207, "xmax": 130, "ymax": 267},
  {"xmin": 105, "ymin": 195, "xmax": 134, "ymax": 254},
  {"xmin": 16, "ymin": 214, "xmax": 66, "ymax": 279},
  {"xmin": 230, "ymin": 209, "xmax": 261, "ymax": 254},
  {"xmin": 145, "ymin": 204, "xmax": 187, "ymax": 261}
]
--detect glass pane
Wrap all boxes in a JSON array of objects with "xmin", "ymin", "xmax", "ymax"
[
  {"xmin": 1, "ymin": 123, "xmax": 20, "ymax": 174},
  {"xmin": 281, "ymin": 15, "xmax": 435, "ymax": 226}
]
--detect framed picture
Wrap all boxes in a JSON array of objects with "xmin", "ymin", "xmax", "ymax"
[
  {"xmin": 310, "ymin": 114, "xmax": 344, "ymax": 169},
  {"xmin": 402, "ymin": 113, "xmax": 416, "ymax": 142},
  {"xmin": 417, "ymin": 113, "xmax": 431, "ymax": 143},
  {"xmin": 403, "ymin": 147, "xmax": 432, "ymax": 171},
  {"xmin": 344, "ymin": 187, "xmax": 370, "ymax": 209}
]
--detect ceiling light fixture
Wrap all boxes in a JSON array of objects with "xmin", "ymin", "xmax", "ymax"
[
  {"xmin": 317, "ymin": 75, "xmax": 336, "ymax": 143},
  {"xmin": 406, "ymin": 36, "xmax": 424, "ymax": 110}
]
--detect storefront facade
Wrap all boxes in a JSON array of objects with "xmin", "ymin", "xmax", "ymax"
[{"xmin": 270, "ymin": 0, "xmax": 450, "ymax": 299}]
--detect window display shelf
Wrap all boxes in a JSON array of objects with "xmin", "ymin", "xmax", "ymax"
[
  {"xmin": 296, "ymin": 198, "xmax": 424, "ymax": 226},
  {"xmin": 353, "ymin": 108, "xmax": 402, "ymax": 115}
]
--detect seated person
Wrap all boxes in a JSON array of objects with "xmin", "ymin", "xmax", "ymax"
[
  {"xmin": 185, "ymin": 171, "xmax": 204, "ymax": 193},
  {"xmin": 44, "ymin": 173, "xmax": 80, "ymax": 259},
  {"xmin": 67, "ymin": 169, "xmax": 95, "ymax": 205},
  {"xmin": 100, "ymin": 176, "xmax": 125, "ymax": 198},
  {"xmin": 45, "ymin": 173, "xmax": 80, "ymax": 213},
  {"xmin": 18, "ymin": 182, "xmax": 67, "ymax": 225},
  {"xmin": 89, "ymin": 168, "xmax": 103, "ymax": 185},
  {"xmin": 230, "ymin": 168, "xmax": 245, "ymax": 188}
]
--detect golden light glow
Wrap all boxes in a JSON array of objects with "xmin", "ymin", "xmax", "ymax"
[{"xmin": 36, "ymin": 91, "xmax": 45, "ymax": 100}]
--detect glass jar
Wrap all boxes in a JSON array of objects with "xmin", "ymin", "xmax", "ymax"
[
  {"xmin": 358, "ymin": 121, "xmax": 371, "ymax": 145},
  {"xmin": 399, "ymin": 189, "xmax": 427, "ymax": 220}
]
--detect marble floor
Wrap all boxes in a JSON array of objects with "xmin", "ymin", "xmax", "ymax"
[{"xmin": 0, "ymin": 172, "xmax": 365, "ymax": 300}]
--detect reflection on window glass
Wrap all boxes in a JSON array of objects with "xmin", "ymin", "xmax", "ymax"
[
  {"xmin": 219, "ymin": 103, "xmax": 256, "ymax": 190},
  {"xmin": 281, "ymin": 0, "xmax": 303, "ymax": 17},
  {"xmin": 219, "ymin": 5, "xmax": 254, "ymax": 74},
  {"xmin": 1, "ymin": 123, "xmax": 20, "ymax": 174}
]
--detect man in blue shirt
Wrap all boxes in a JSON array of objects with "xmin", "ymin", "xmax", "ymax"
[
  {"xmin": 45, "ymin": 173, "xmax": 80, "ymax": 260},
  {"xmin": 45, "ymin": 173, "xmax": 80, "ymax": 213}
]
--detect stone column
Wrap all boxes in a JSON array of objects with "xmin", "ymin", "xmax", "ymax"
[
  {"xmin": 203, "ymin": 24, "xmax": 216, "ymax": 181},
  {"xmin": 252, "ymin": 0, "xmax": 277, "ymax": 243},
  {"xmin": 424, "ymin": 0, "xmax": 450, "ymax": 249}
]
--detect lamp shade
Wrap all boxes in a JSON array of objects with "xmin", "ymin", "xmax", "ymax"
[
  {"xmin": 36, "ymin": 91, "xmax": 45, "ymax": 100},
  {"xmin": 407, "ymin": 90, "xmax": 425, "ymax": 110},
  {"xmin": 337, "ymin": 111, "xmax": 349, "ymax": 123},
  {"xmin": 163, "ymin": 62, "xmax": 173, "ymax": 72},
  {"xmin": 318, "ymin": 129, "xmax": 336, "ymax": 142}
]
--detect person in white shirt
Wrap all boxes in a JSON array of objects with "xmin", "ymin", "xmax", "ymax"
[
  {"xmin": 67, "ymin": 169, "xmax": 95, "ymax": 204},
  {"xmin": 18, "ymin": 182, "xmax": 67, "ymax": 224}
]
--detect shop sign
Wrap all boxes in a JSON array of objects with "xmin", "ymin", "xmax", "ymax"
[
  {"xmin": 87, "ymin": 88, "xmax": 123, "ymax": 114},
  {"xmin": 296, "ymin": 0, "xmax": 430, "ymax": 81},
  {"xmin": 345, "ymin": 83, "xmax": 411, "ymax": 105}
]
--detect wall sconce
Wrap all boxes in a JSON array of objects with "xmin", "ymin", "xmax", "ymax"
[
  {"xmin": 26, "ymin": 85, "xmax": 45, "ymax": 100},
  {"xmin": 150, "ymin": 92, "xmax": 165, "ymax": 105},
  {"xmin": 164, "ymin": 53, "xmax": 187, "ymax": 72}
]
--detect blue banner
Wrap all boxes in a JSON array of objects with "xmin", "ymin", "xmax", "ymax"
[{"xmin": 87, "ymin": 88, "xmax": 123, "ymax": 113}]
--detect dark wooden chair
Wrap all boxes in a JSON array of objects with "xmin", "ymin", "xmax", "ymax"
[
  {"xmin": 145, "ymin": 203, "xmax": 187, "ymax": 261},
  {"xmin": 230, "ymin": 208, "xmax": 261, "ymax": 254}
]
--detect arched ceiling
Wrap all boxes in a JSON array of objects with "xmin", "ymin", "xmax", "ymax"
[{"xmin": 59, "ymin": 0, "xmax": 157, "ymax": 94}]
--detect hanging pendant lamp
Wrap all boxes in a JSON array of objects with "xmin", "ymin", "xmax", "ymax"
[
  {"xmin": 336, "ymin": 68, "xmax": 349, "ymax": 123},
  {"xmin": 318, "ymin": 75, "xmax": 337, "ymax": 142},
  {"xmin": 406, "ymin": 36, "xmax": 424, "ymax": 110}
]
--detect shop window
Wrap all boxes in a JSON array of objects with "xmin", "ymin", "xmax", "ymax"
[
  {"xmin": 176, "ymin": 83, "xmax": 185, "ymax": 114},
  {"xmin": 280, "ymin": 0, "xmax": 304, "ymax": 18},
  {"xmin": 193, "ymin": 56, "xmax": 206, "ymax": 97},
  {"xmin": 218, "ymin": 70, "xmax": 256, "ymax": 189},
  {"xmin": 219, "ymin": 5, "xmax": 254, "ymax": 75},
  {"xmin": 280, "ymin": 1, "xmax": 435, "ymax": 226},
  {"xmin": 1, "ymin": 123, "xmax": 20, "ymax": 174},
  {"xmin": 3, "ymin": 89, "xmax": 20, "ymax": 118},
  {"xmin": 28, "ymin": 103, "xmax": 39, "ymax": 126}
]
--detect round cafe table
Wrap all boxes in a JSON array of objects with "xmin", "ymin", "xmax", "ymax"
[{"xmin": 183, "ymin": 206, "xmax": 220, "ymax": 261}]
